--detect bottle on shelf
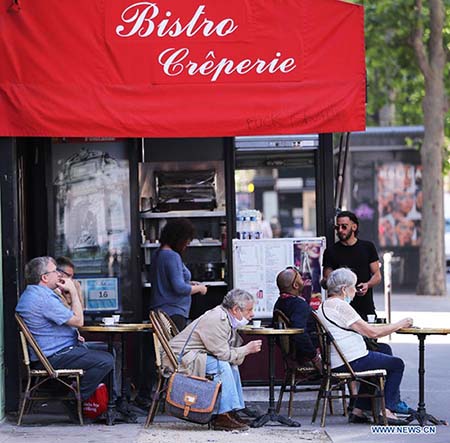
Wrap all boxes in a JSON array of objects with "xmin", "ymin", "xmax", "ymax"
[
  {"xmin": 237, "ymin": 209, "xmax": 263, "ymax": 240},
  {"xmin": 241, "ymin": 216, "xmax": 250, "ymax": 239},
  {"xmin": 249, "ymin": 215, "xmax": 262, "ymax": 239},
  {"xmin": 236, "ymin": 216, "xmax": 243, "ymax": 239}
]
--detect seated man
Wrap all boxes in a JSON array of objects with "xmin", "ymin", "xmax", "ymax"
[
  {"xmin": 54, "ymin": 256, "xmax": 84, "ymax": 309},
  {"xmin": 273, "ymin": 267, "xmax": 322, "ymax": 373},
  {"xmin": 16, "ymin": 256, "xmax": 114, "ymax": 405},
  {"xmin": 163, "ymin": 289, "xmax": 262, "ymax": 431},
  {"xmin": 55, "ymin": 256, "xmax": 120, "ymax": 401}
]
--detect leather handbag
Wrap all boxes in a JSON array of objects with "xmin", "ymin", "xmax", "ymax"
[
  {"xmin": 165, "ymin": 320, "xmax": 222, "ymax": 424},
  {"xmin": 165, "ymin": 372, "xmax": 221, "ymax": 424}
]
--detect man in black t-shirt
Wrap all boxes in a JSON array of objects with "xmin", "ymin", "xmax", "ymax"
[{"xmin": 321, "ymin": 211, "xmax": 381, "ymax": 320}]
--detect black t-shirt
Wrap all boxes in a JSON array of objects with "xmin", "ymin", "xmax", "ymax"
[{"xmin": 322, "ymin": 239, "xmax": 379, "ymax": 319}]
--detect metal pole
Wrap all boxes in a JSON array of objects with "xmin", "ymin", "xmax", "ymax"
[{"xmin": 383, "ymin": 252, "xmax": 393, "ymax": 337}]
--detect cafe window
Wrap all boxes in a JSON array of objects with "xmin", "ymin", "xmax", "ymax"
[
  {"xmin": 49, "ymin": 139, "xmax": 133, "ymax": 315},
  {"xmin": 234, "ymin": 135, "xmax": 318, "ymax": 239}
]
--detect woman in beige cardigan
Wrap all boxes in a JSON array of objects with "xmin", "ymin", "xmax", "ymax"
[{"xmin": 165, "ymin": 289, "xmax": 262, "ymax": 431}]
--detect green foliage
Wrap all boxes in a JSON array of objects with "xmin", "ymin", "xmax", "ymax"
[{"xmin": 354, "ymin": 0, "xmax": 450, "ymax": 132}]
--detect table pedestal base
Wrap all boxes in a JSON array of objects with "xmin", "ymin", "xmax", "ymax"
[
  {"xmin": 406, "ymin": 410, "xmax": 448, "ymax": 426},
  {"xmin": 105, "ymin": 400, "xmax": 138, "ymax": 425},
  {"xmin": 251, "ymin": 411, "xmax": 301, "ymax": 428}
]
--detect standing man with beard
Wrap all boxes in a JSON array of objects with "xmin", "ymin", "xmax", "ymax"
[{"xmin": 321, "ymin": 211, "xmax": 381, "ymax": 321}]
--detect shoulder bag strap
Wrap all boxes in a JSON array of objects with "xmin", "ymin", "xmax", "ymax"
[
  {"xmin": 177, "ymin": 316, "xmax": 221, "ymax": 376},
  {"xmin": 177, "ymin": 319, "xmax": 201, "ymax": 365},
  {"xmin": 320, "ymin": 303, "xmax": 357, "ymax": 334}
]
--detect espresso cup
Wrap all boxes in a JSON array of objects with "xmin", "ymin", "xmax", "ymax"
[
  {"xmin": 102, "ymin": 317, "xmax": 114, "ymax": 326},
  {"xmin": 367, "ymin": 314, "xmax": 376, "ymax": 323},
  {"xmin": 112, "ymin": 314, "xmax": 120, "ymax": 323},
  {"xmin": 252, "ymin": 320, "xmax": 262, "ymax": 328}
]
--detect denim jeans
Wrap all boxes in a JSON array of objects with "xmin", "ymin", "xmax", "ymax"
[
  {"xmin": 47, "ymin": 343, "xmax": 114, "ymax": 400},
  {"xmin": 85, "ymin": 341, "xmax": 119, "ymax": 400},
  {"xmin": 206, "ymin": 356, "xmax": 245, "ymax": 415},
  {"xmin": 335, "ymin": 346, "xmax": 404, "ymax": 411}
]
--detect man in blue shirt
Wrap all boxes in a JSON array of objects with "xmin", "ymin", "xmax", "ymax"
[{"xmin": 16, "ymin": 256, "xmax": 114, "ymax": 402}]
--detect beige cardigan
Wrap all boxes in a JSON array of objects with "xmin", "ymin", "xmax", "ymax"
[{"xmin": 163, "ymin": 305, "xmax": 247, "ymax": 377}]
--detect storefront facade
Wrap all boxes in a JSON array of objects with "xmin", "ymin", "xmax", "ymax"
[{"xmin": 0, "ymin": 0, "xmax": 365, "ymax": 415}]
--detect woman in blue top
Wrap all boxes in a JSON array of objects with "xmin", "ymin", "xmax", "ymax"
[{"xmin": 149, "ymin": 218, "xmax": 208, "ymax": 331}]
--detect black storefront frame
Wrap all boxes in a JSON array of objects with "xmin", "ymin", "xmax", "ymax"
[{"xmin": 1, "ymin": 134, "xmax": 335, "ymax": 412}]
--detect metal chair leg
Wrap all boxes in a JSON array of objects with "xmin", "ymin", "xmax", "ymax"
[
  {"xmin": 288, "ymin": 371, "xmax": 295, "ymax": 418},
  {"xmin": 276, "ymin": 372, "xmax": 288, "ymax": 414},
  {"xmin": 75, "ymin": 376, "xmax": 84, "ymax": 425},
  {"xmin": 328, "ymin": 393, "xmax": 334, "ymax": 415},
  {"xmin": 378, "ymin": 378, "xmax": 387, "ymax": 425},
  {"xmin": 17, "ymin": 394, "xmax": 29, "ymax": 425},
  {"xmin": 312, "ymin": 379, "xmax": 326, "ymax": 423},
  {"xmin": 320, "ymin": 378, "xmax": 332, "ymax": 427},
  {"xmin": 144, "ymin": 376, "xmax": 165, "ymax": 428},
  {"xmin": 341, "ymin": 386, "xmax": 347, "ymax": 416}
]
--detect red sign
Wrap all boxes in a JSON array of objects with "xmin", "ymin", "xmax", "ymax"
[{"xmin": 0, "ymin": 0, "xmax": 365, "ymax": 137}]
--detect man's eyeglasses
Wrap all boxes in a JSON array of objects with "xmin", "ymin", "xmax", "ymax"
[
  {"xmin": 334, "ymin": 224, "xmax": 349, "ymax": 231},
  {"xmin": 41, "ymin": 269, "xmax": 60, "ymax": 277},
  {"xmin": 56, "ymin": 268, "xmax": 73, "ymax": 278},
  {"xmin": 285, "ymin": 266, "xmax": 301, "ymax": 287}
]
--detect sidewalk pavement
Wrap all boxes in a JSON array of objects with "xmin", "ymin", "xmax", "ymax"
[{"xmin": 1, "ymin": 290, "xmax": 450, "ymax": 442}]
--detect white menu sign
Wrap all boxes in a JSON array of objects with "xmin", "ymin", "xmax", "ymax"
[{"xmin": 232, "ymin": 238, "xmax": 325, "ymax": 318}]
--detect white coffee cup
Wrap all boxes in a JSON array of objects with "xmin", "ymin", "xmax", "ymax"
[
  {"xmin": 102, "ymin": 317, "xmax": 114, "ymax": 325},
  {"xmin": 252, "ymin": 320, "xmax": 262, "ymax": 328},
  {"xmin": 367, "ymin": 314, "xmax": 376, "ymax": 323},
  {"xmin": 112, "ymin": 314, "xmax": 120, "ymax": 323}
]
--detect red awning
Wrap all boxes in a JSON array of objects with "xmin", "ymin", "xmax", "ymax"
[{"xmin": 0, "ymin": 0, "xmax": 365, "ymax": 137}]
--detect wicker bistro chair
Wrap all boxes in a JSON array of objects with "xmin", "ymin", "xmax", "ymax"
[
  {"xmin": 311, "ymin": 312, "xmax": 388, "ymax": 427},
  {"xmin": 272, "ymin": 309, "xmax": 322, "ymax": 418},
  {"xmin": 144, "ymin": 310, "xmax": 179, "ymax": 427},
  {"xmin": 156, "ymin": 309, "xmax": 180, "ymax": 341},
  {"xmin": 15, "ymin": 313, "xmax": 84, "ymax": 425}
]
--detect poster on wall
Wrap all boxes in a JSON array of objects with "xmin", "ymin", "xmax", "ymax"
[
  {"xmin": 52, "ymin": 141, "xmax": 131, "ymax": 275},
  {"xmin": 377, "ymin": 163, "xmax": 422, "ymax": 247},
  {"xmin": 232, "ymin": 237, "xmax": 325, "ymax": 318}
]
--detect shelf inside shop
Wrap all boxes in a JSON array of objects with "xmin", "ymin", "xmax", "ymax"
[
  {"xmin": 140, "ymin": 209, "xmax": 226, "ymax": 219},
  {"xmin": 141, "ymin": 240, "xmax": 222, "ymax": 248},
  {"xmin": 142, "ymin": 281, "xmax": 227, "ymax": 288}
]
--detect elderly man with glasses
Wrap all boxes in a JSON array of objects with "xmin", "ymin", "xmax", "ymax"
[
  {"xmin": 16, "ymin": 256, "xmax": 114, "ymax": 408},
  {"xmin": 163, "ymin": 289, "xmax": 262, "ymax": 431}
]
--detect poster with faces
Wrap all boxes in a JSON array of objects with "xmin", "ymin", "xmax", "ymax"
[{"xmin": 377, "ymin": 163, "xmax": 422, "ymax": 247}]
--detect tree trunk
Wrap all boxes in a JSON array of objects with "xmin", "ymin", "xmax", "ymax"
[
  {"xmin": 415, "ymin": 0, "xmax": 447, "ymax": 295},
  {"xmin": 417, "ymin": 77, "xmax": 446, "ymax": 294}
]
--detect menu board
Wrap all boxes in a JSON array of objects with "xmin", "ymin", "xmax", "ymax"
[{"xmin": 232, "ymin": 238, "xmax": 326, "ymax": 318}]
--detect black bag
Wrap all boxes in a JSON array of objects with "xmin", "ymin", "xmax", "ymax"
[
  {"xmin": 363, "ymin": 336, "xmax": 380, "ymax": 352},
  {"xmin": 166, "ymin": 372, "xmax": 221, "ymax": 424}
]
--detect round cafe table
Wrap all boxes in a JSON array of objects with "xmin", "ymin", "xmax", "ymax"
[
  {"xmin": 396, "ymin": 327, "xmax": 450, "ymax": 426},
  {"xmin": 239, "ymin": 326, "xmax": 304, "ymax": 428},
  {"xmin": 80, "ymin": 323, "xmax": 153, "ymax": 425}
]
